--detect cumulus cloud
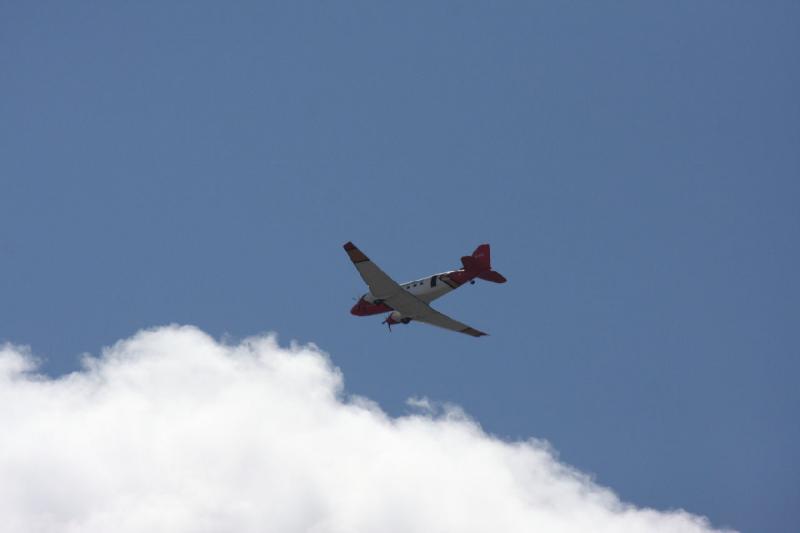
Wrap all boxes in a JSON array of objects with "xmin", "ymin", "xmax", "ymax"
[{"xmin": 0, "ymin": 326, "xmax": 732, "ymax": 533}]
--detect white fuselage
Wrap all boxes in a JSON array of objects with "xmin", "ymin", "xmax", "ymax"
[{"xmin": 363, "ymin": 270, "xmax": 464, "ymax": 305}]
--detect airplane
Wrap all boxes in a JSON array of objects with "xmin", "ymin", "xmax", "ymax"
[{"xmin": 344, "ymin": 241, "xmax": 507, "ymax": 337}]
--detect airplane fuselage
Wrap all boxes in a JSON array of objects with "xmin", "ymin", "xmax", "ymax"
[{"xmin": 350, "ymin": 268, "xmax": 478, "ymax": 317}]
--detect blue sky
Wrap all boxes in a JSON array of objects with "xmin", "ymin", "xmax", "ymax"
[{"xmin": 1, "ymin": 2, "xmax": 798, "ymax": 531}]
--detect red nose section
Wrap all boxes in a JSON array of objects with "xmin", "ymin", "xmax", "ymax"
[
  {"xmin": 351, "ymin": 297, "xmax": 368, "ymax": 315},
  {"xmin": 351, "ymin": 297, "xmax": 392, "ymax": 316}
]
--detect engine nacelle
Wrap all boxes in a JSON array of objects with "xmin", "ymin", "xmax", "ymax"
[{"xmin": 388, "ymin": 311, "xmax": 412, "ymax": 324}]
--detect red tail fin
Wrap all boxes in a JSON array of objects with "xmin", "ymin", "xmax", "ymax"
[
  {"xmin": 461, "ymin": 244, "xmax": 491, "ymax": 272},
  {"xmin": 461, "ymin": 244, "xmax": 507, "ymax": 283},
  {"xmin": 471, "ymin": 244, "xmax": 490, "ymax": 269}
]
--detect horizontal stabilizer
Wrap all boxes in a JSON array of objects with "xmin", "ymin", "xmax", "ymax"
[
  {"xmin": 477, "ymin": 271, "xmax": 507, "ymax": 283},
  {"xmin": 461, "ymin": 255, "xmax": 480, "ymax": 272}
]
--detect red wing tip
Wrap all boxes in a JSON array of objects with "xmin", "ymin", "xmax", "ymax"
[{"xmin": 343, "ymin": 242, "xmax": 369, "ymax": 263}]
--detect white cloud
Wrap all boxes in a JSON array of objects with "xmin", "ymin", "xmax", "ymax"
[{"xmin": 0, "ymin": 326, "xmax": 733, "ymax": 533}]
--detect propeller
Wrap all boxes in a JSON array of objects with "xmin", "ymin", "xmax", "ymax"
[{"xmin": 382, "ymin": 316, "xmax": 392, "ymax": 332}]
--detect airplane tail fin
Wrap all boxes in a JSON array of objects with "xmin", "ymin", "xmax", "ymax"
[{"xmin": 461, "ymin": 244, "xmax": 507, "ymax": 283}]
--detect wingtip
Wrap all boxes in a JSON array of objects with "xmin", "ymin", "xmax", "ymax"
[
  {"xmin": 461, "ymin": 327, "xmax": 488, "ymax": 337},
  {"xmin": 343, "ymin": 242, "xmax": 369, "ymax": 263}
]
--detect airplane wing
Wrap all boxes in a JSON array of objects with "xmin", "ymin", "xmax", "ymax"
[
  {"xmin": 410, "ymin": 307, "xmax": 488, "ymax": 338},
  {"xmin": 343, "ymin": 242, "xmax": 487, "ymax": 337}
]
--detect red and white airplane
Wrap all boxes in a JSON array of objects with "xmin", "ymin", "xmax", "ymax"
[{"xmin": 344, "ymin": 242, "xmax": 507, "ymax": 337}]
